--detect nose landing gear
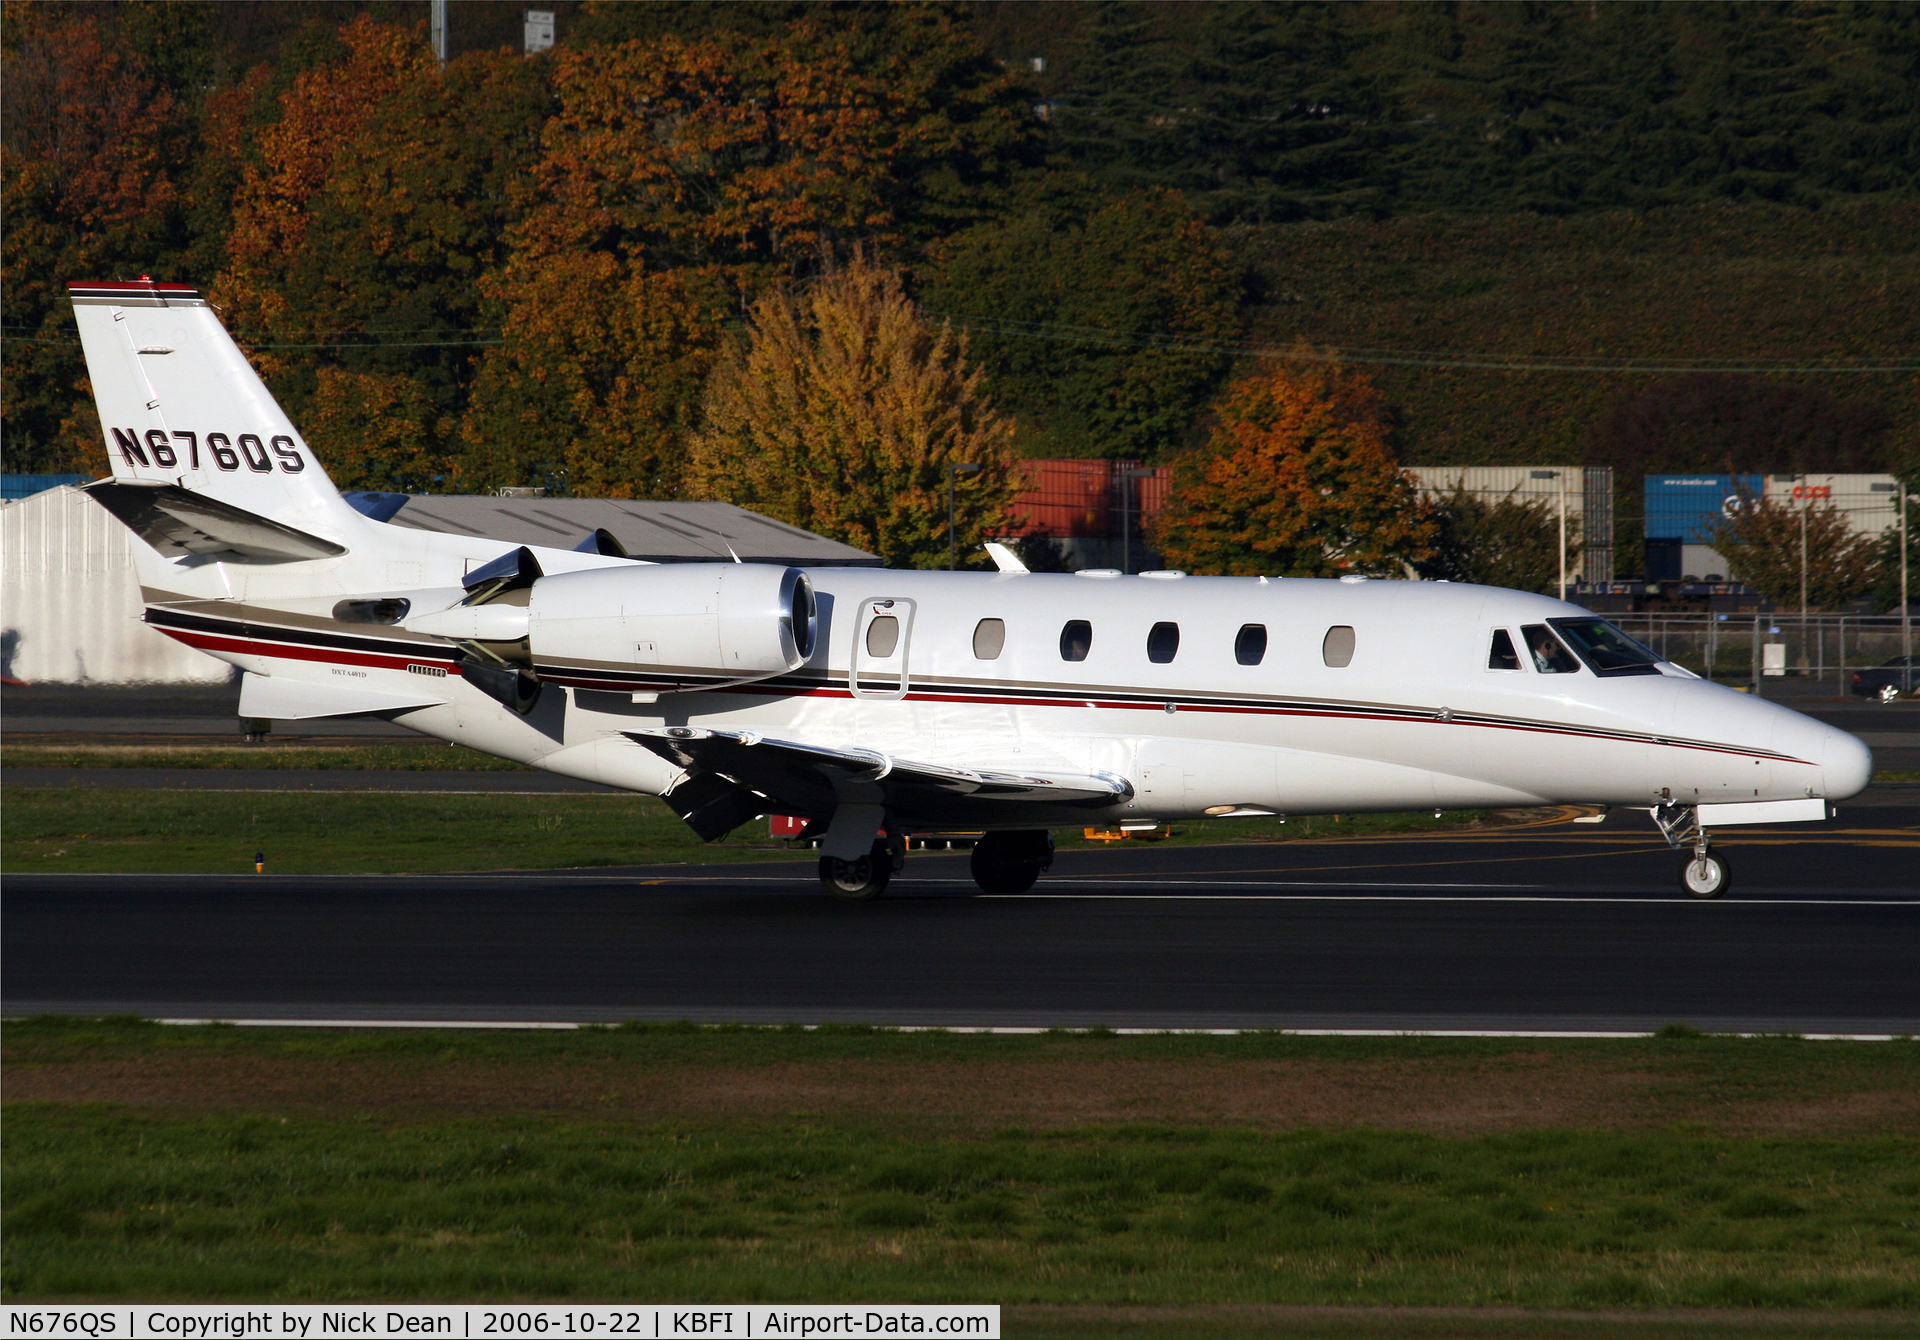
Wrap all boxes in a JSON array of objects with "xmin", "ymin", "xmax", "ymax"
[
  {"xmin": 1679, "ymin": 849, "xmax": 1731, "ymax": 898},
  {"xmin": 1653, "ymin": 801, "xmax": 1732, "ymax": 899}
]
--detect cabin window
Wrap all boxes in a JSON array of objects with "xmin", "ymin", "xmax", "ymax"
[
  {"xmin": 972, "ymin": 618, "xmax": 1006, "ymax": 660},
  {"xmin": 1322, "ymin": 625, "xmax": 1355, "ymax": 668},
  {"xmin": 866, "ymin": 615, "xmax": 900, "ymax": 658},
  {"xmin": 1059, "ymin": 619, "xmax": 1092, "ymax": 662},
  {"xmin": 1522, "ymin": 623, "xmax": 1581, "ymax": 674},
  {"xmin": 1147, "ymin": 622, "xmax": 1180, "ymax": 664},
  {"xmin": 1487, "ymin": 628, "xmax": 1521, "ymax": 671},
  {"xmin": 1235, "ymin": 624, "xmax": 1268, "ymax": 666}
]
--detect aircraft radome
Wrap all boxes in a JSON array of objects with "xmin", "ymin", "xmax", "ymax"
[{"xmin": 68, "ymin": 279, "xmax": 1872, "ymax": 900}]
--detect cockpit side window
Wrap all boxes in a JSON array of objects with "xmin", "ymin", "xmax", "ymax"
[
  {"xmin": 1522, "ymin": 623, "xmax": 1581, "ymax": 674},
  {"xmin": 1548, "ymin": 617, "xmax": 1662, "ymax": 677},
  {"xmin": 1487, "ymin": 628, "xmax": 1521, "ymax": 671}
]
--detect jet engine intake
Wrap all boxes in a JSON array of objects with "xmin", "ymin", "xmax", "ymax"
[{"xmin": 528, "ymin": 562, "xmax": 815, "ymax": 692}]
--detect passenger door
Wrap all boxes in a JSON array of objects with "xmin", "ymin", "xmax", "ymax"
[{"xmin": 851, "ymin": 598, "xmax": 914, "ymax": 700}]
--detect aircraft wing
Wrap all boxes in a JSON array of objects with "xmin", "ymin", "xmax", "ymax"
[{"xmin": 621, "ymin": 725, "xmax": 1130, "ymax": 829}]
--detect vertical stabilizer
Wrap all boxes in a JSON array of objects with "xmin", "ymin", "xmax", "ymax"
[{"xmin": 68, "ymin": 280, "xmax": 364, "ymax": 543}]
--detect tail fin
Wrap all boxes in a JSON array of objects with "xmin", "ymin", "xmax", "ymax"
[{"xmin": 69, "ymin": 280, "xmax": 364, "ymax": 542}]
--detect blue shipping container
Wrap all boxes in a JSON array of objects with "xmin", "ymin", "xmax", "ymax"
[
  {"xmin": 1644, "ymin": 474, "xmax": 1764, "ymax": 544},
  {"xmin": 1, "ymin": 474, "xmax": 88, "ymax": 502}
]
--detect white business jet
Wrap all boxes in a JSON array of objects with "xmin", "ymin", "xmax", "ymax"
[{"xmin": 69, "ymin": 280, "xmax": 1871, "ymax": 900}]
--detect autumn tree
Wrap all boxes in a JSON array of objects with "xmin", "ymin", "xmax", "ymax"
[
  {"xmin": 684, "ymin": 253, "xmax": 1017, "ymax": 569},
  {"xmin": 1153, "ymin": 358, "xmax": 1434, "ymax": 577},
  {"xmin": 461, "ymin": 260, "xmax": 729, "ymax": 497},
  {"xmin": 1, "ymin": 8, "xmax": 184, "ymax": 473},
  {"xmin": 1712, "ymin": 498, "xmax": 1882, "ymax": 612},
  {"xmin": 466, "ymin": 18, "xmax": 1032, "ymax": 495},
  {"xmin": 1422, "ymin": 484, "xmax": 1581, "ymax": 594}
]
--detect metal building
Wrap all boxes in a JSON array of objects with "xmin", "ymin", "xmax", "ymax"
[{"xmin": 1, "ymin": 488, "xmax": 876, "ymax": 685}]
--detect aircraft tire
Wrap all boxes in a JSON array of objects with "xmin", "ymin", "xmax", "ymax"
[
  {"xmin": 1679, "ymin": 851, "xmax": 1731, "ymax": 899},
  {"xmin": 971, "ymin": 830, "xmax": 1054, "ymax": 897},
  {"xmin": 820, "ymin": 842, "xmax": 892, "ymax": 900}
]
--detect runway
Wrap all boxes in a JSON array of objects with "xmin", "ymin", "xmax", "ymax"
[{"xmin": 7, "ymin": 813, "xmax": 1917, "ymax": 1034}]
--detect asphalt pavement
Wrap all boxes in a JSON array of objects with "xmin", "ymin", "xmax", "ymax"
[{"xmin": 7, "ymin": 809, "xmax": 1916, "ymax": 1033}]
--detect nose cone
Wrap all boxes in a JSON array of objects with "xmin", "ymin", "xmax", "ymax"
[{"xmin": 1772, "ymin": 708, "xmax": 1873, "ymax": 801}]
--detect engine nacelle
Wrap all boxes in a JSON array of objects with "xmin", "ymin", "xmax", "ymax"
[{"xmin": 527, "ymin": 563, "xmax": 816, "ymax": 693}]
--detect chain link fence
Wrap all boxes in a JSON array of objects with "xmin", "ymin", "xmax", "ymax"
[{"xmin": 1609, "ymin": 613, "xmax": 1917, "ymax": 695}]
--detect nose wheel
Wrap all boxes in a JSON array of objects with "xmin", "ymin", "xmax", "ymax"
[
  {"xmin": 1679, "ymin": 850, "xmax": 1731, "ymax": 899},
  {"xmin": 1653, "ymin": 801, "xmax": 1731, "ymax": 899}
]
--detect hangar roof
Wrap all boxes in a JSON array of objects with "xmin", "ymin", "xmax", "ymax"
[{"xmin": 376, "ymin": 495, "xmax": 880, "ymax": 567}]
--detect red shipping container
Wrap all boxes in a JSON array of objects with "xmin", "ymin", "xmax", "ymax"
[{"xmin": 1003, "ymin": 460, "xmax": 1172, "ymax": 540}]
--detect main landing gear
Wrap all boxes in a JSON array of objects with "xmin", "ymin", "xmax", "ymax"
[
  {"xmin": 1653, "ymin": 801, "xmax": 1732, "ymax": 899},
  {"xmin": 816, "ymin": 827, "xmax": 1055, "ymax": 899},
  {"xmin": 819, "ymin": 834, "xmax": 905, "ymax": 900},
  {"xmin": 970, "ymin": 830, "xmax": 1055, "ymax": 896}
]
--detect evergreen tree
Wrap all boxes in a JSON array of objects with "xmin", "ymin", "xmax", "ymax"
[{"xmin": 920, "ymin": 180, "xmax": 1242, "ymax": 460}]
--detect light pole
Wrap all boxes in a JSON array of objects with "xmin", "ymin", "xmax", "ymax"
[
  {"xmin": 948, "ymin": 462, "xmax": 981, "ymax": 570},
  {"xmin": 1530, "ymin": 469, "xmax": 1567, "ymax": 601},
  {"xmin": 1119, "ymin": 467, "xmax": 1156, "ymax": 574}
]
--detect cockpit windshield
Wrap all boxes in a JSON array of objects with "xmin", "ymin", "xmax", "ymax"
[{"xmin": 1548, "ymin": 617, "xmax": 1663, "ymax": 677}]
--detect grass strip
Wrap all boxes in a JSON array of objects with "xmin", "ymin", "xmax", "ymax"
[
  {"xmin": 6, "ymin": 1024, "xmax": 1916, "ymax": 1311},
  {"xmin": 0, "ymin": 742, "xmax": 531, "ymax": 771},
  {"xmin": 0, "ymin": 786, "xmax": 1494, "ymax": 875},
  {"xmin": 7, "ymin": 1019, "xmax": 1919, "ymax": 1134},
  {"xmin": 6, "ymin": 1104, "xmax": 1916, "ymax": 1306}
]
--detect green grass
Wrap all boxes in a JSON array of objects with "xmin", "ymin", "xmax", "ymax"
[
  {"xmin": 0, "ymin": 785, "xmax": 1499, "ymax": 874},
  {"xmin": 8, "ymin": 1104, "xmax": 1917, "ymax": 1306},
  {"xmin": 6, "ymin": 1022, "xmax": 1917, "ymax": 1313},
  {"xmin": 0, "ymin": 787, "xmax": 802, "ymax": 873},
  {"xmin": 0, "ymin": 742, "xmax": 533, "ymax": 770}
]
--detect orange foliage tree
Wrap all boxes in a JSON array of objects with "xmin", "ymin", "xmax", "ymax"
[
  {"xmin": 1, "ymin": 8, "xmax": 182, "ymax": 472},
  {"xmin": 1153, "ymin": 358, "xmax": 1436, "ymax": 577},
  {"xmin": 684, "ymin": 252, "xmax": 1017, "ymax": 568},
  {"xmin": 213, "ymin": 19, "xmax": 548, "ymax": 490},
  {"xmin": 215, "ymin": 17, "xmax": 433, "ymax": 378},
  {"xmin": 465, "ymin": 21, "xmax": 993, "ymax": 495}
]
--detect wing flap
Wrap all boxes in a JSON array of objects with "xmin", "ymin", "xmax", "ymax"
[{"xmin": 621, "ymin": 726, "xmax": 1130, "ymax": 809}]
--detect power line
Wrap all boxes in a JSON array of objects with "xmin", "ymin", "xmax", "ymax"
[{"xmin": 925, "ymin": 312, "xmax": 1920, "ymax": 375}]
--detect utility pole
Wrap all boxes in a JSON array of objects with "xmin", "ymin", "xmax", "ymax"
[
  {"xmin": 1119, "ymin": 467, "xmax": 1155, "ymax": 573},
  {"xmin": 947, "ymin": 461, "xmax": 981, "ymax": 570},
  {"xmin": 1902, "ymin": 486, "xmax": 1912, "ymax": 693},
  {"xmin": 430, "ymin": 0, "xmax": 448, "ymax": 64}
]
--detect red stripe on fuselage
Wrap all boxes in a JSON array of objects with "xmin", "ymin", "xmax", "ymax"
[{"xmin": 165, "ymin": 624, "xmax": 1809, "ymax": 767}]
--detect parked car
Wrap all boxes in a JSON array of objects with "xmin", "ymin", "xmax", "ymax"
[{"xmin": 1850, "ymin": 654, "xmax": 1917, "ymax": 702}]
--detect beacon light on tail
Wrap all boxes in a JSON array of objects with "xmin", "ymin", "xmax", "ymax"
[{"xmin": 66, "ymin": 279, "xmax": 1873, "ymax": 901}]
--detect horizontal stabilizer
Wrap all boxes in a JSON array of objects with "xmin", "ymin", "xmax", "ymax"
[
  {"xmin": 623, "ymin": 726, "xmax": 1131, "ymax": 817},
  {"xmin": 87, "ymin": 480, "xmax": 346, "ymax": 563},
  {"xmin": 238, "ymin": 671, "xmax": 446, "ymax": 720}
]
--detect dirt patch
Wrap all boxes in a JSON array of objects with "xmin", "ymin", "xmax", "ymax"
[{"xmin": 8, "ymin": 1052, "xmax": 1916, "ymax": 1134}]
